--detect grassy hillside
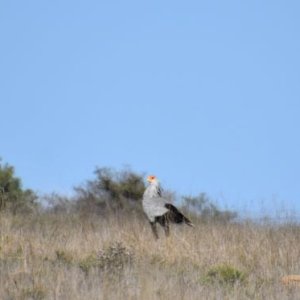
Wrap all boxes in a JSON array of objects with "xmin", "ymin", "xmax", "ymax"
[{"xmin": 0, "ymin": 212, "xmax": 300, "ymax": 299}]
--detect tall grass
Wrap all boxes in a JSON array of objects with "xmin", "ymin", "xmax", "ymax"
[{"xmin": 0, "ymin": 212, "xmax": 300, "ymax": 299}]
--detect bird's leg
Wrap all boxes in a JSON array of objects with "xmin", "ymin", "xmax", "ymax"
[
  {"xmin": 157, "ymin": 215, "xmax": 170, "ymax": 237},
  {"xmin": 163, "ymin": 222, "xmax": 170, "ymax": 237},
  {"xmin": 160, "ymin": 217, "xmax": 170, "ymax": 237},
  {"xmin": 160, "ymin": 214, "xmax": 170, "ymax": 237},
  {"xmin": 150, "ymin": 221, "xmax": 159, "ymax": 239}
]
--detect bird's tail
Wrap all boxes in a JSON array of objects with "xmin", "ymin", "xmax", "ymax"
[
  {"xmin": 183, "ymin": 215, "xmax": 195, "ymax": 227},
  {"xmin": 165, "ymin": 203, "xmax": 195, "ymax": 227}
]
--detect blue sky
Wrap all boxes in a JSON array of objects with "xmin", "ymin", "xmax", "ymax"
[{"xmin": 1, "ymin": 1, "xmax": 300, "ymax": 217}]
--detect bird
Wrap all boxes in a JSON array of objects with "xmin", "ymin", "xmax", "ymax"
[{"xmin": 142, "ymin": 175, "xmax": 194, "ymax": 239}]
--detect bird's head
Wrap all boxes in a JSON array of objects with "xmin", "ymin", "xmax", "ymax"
[{"xmin": 147, "ymin": 175, "xmax": 158, "ymax": 184}]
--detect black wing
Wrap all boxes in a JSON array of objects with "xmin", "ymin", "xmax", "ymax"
[{"xmin": 164, "ymin": 203, "xmax": 194, "ymax": 227}]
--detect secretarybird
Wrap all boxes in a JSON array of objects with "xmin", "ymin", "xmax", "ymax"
[{"xmin": 142, "ymin": 175, "xmax": 194, "ymax": 239}]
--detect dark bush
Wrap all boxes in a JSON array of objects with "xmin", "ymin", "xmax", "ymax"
[
  {"xmin": 73, "ymin": 167, "xmax": 145, "ymax": 216},
  {"xmin": 0, "ymin": 159, "xmax": 38, "ymax": 214}
]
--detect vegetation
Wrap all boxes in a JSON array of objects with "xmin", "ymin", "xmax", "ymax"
[
  {"xmin": 48, "ymin": 167, "xmax": 236, "ymax": 223},
  {"xmin": 182, "ymin": 193, "xmax": 237, "ymax": 223},
  {"xmin": 203, "ymin": 264, "xmax": 246, "ymax": 285},
  {"xmin": 0, "ymin": 159, "xmax": 38, "ymax": 214},
  {"xmin": 72, "ymin": 167, "xmax": 145, "ymax": 216},
  {"xmin": 0, "ymin": 159, "xmax": 299, "ymax": 299},
  {"xmin": 1, "ymin": 213, "xmax": 300, "ymax": 299}
]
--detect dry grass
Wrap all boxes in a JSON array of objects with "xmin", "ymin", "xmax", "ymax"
[
  {"xmin": 281, "ymin": 275, "xmax": 300, "ymax": 286},
  {"xmin": 0, "ymin": 212, "xmax": 300, "ymax": 299}
]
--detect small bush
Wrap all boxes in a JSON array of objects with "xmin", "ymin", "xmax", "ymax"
[
  {"xmin": 0, "ymin": 159, "xmax": 39, "ymax": 214},
  {"xmin": 202, "ymin": 264, "xmax": 245, "ymax": 285},
  {"xmin": 55, "ymin": 250, "xmax": 73, "ymax": 265},
  {"xmin": 79, "ymin": 242, "xmax": 134, "ymax": 274},
  {"xmin": 98, "ymin": 242, "xmax": 134, "ymax": 270},
  {"xmin": 74, "ymin": 168, "xmax": 145, "ymax": 215},
  {"xmin": 78, "ymin": 254, "xmax": 100, "ymax": 274}
]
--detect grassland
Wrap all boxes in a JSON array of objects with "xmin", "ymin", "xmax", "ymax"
[{"xmin": 0, "ymin": 212, "xmax": 300, "ymax": 299}]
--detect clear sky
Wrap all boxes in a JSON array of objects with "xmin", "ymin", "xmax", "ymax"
[{"xmin": 1, "ymin": 1, "xmax": 300, "ymax": 217}]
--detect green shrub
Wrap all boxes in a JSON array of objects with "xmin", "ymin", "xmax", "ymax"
[
  {"xmin": 78, "ymin": 254, "xmax": 100, "ymax": 274},
  {"xmin": 202, "ymin": 264, "xmax": 245, "ymax": 285},
  {"xmin": 0, "ymin": 159, "xmax": 38, "ymax": 214},
  {"xmin": 74, "ymin": 168, "xmax": 145, "ymax": 215}
]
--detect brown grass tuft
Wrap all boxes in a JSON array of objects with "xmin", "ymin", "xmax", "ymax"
[{"xmin": 281, "ymin": 275, "xmax": 300, "ymax": 286}]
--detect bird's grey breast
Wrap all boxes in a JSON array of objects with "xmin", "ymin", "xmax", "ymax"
[{"xmin": 142, "ymin": 196, "xmax": 169, "ymax": 221}]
